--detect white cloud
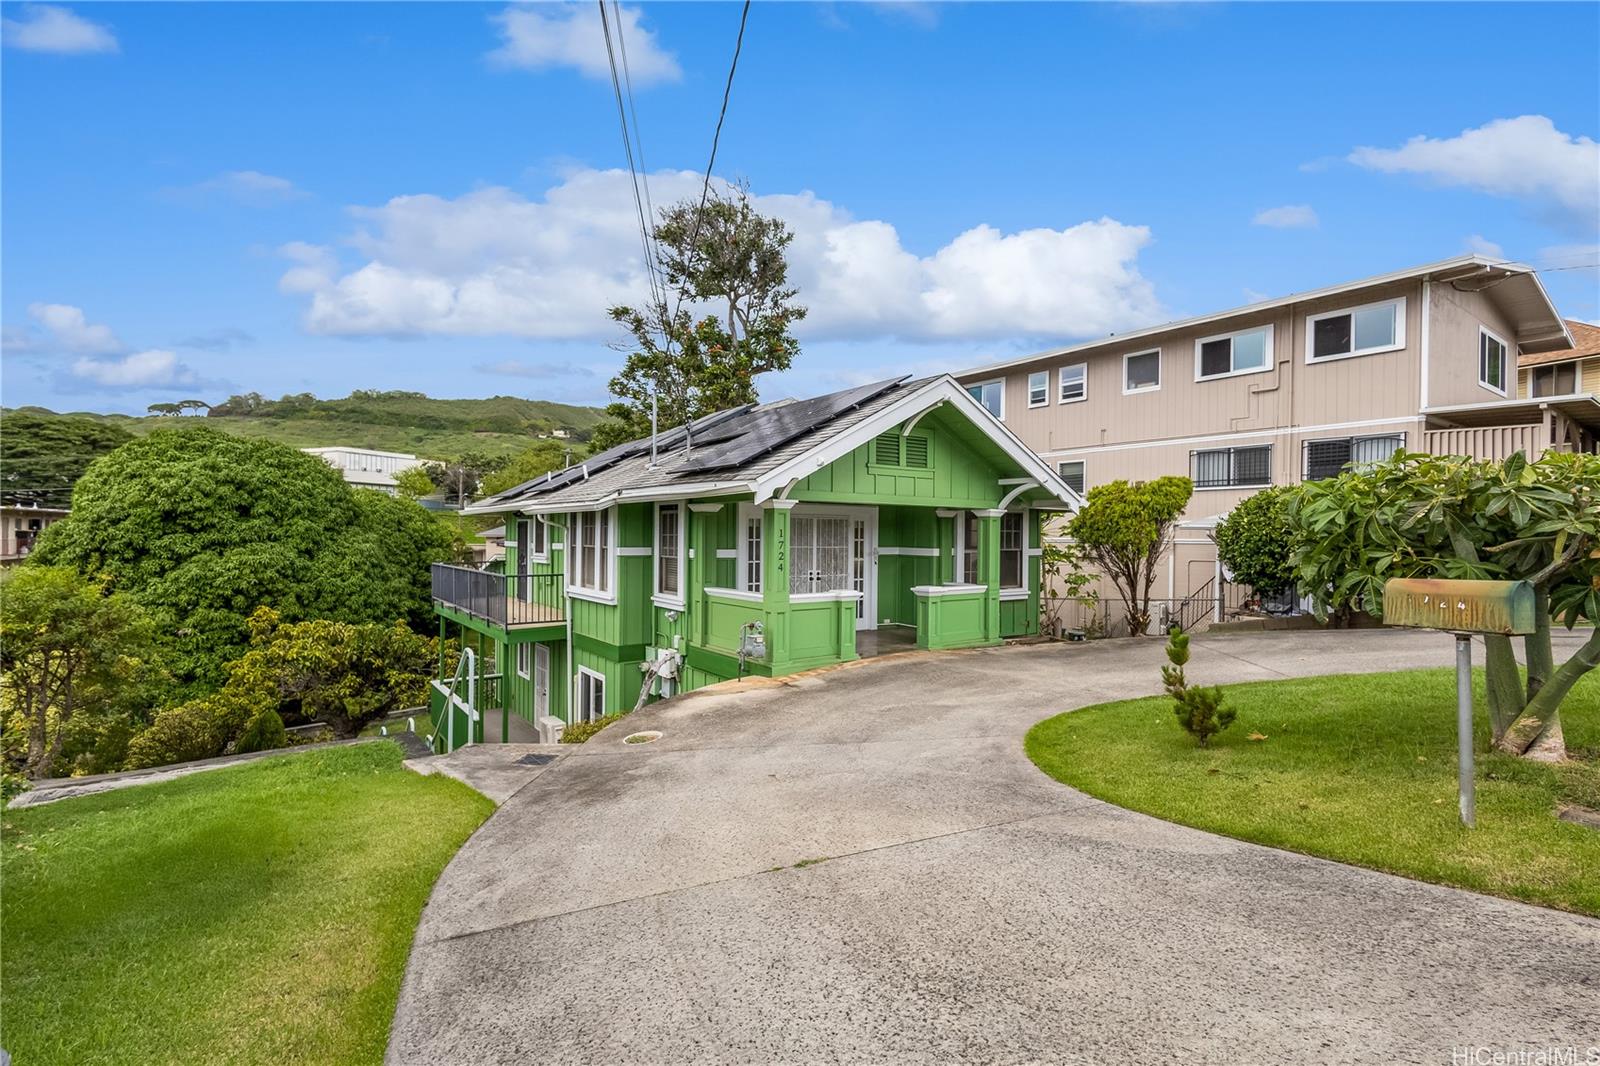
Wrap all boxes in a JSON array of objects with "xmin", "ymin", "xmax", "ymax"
[
  {"xmin": 1464, "ymin": 234, "xmax": 1504, "ymax": 258},
  {"xmin": 168, "ymin": 170, "xmax": 307, "ymax": 206},
  {"xmin": 1252, "ymin": 204, "xmax": 1318, "ymax": 229},
  {"xmin": 487, "ymin": 3, "xmax": 679, "ymax": 85},
  {"xmin": 1349, "ymin": 116, "xmax": 1600, "ymax": 230},
  {"xmin": 279, "ymin": 169, "xmax": 1163, "ymax": 344},
  {"xmin": 2, "ymin": 4, "xmax": 117, "ymax": 54},
  {"xmin": 476, "ymin": 359, "xmax": 596, "ymax": 378},
  {"xmin": 21, "ymin": 302, "xmax": 124, "ymax": 354},
  {"xmin": 71, "ymin": 349, "xmax": 196, "ymax": 388}
]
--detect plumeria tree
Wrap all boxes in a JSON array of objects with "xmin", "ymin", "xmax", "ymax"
[{"xmin": 1067, "ymin": 476, "xmax": 1193, "ymax": 636}]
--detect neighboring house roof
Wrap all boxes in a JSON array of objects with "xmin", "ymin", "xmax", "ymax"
[
  {"xmin": 957, "ymin": 255, "xmax": 1574, "ymax": 380},
  {"xmin": 478, "ymin": 525, "xmax": 506, "ymax": 542},
  {"xmin": 463, "ymin": 374, "xmax": 1083, "ymax": 515},
  {"xmin": 1519, "ymin": 319, "xmax": 1600, "ymax": 368}
]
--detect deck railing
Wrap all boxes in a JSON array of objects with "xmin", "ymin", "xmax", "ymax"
[{"xmin": 431, "ymin": 563, "xmax": 565, "ymax": 628}]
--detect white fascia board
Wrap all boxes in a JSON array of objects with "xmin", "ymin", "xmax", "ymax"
[{"xmin": 479, "ymin": 481, "xmax": 754, "ymax": 516}]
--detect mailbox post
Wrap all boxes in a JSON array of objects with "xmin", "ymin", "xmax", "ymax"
[{"xmin": 1382, "ymin": 579, "xmax": 1537, "ymax": 828}]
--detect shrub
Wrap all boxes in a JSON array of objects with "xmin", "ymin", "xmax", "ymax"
[
  {"xmin": 234, "ymin": 707, "xmax": 289, "ymax": 755},
  {"xmin": 1211, "ymin": 486, "xmax": 1296, "ymax": 596},
  {"xmin": 123, "ymin": 693, "xmax": 262, "ymax": 770},
  {"xmin": 560, "ymin": 714, "xmax": 623, "ymax": 744},
  {"xmin": 1161, "ymin": 627, "xmax": 1234, "ymax": 747}
]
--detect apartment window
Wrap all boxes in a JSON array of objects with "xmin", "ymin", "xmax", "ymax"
[
  {"xmin": 1480, "ymin": 328, "xmax": 1508, "ymax": 395},
  {"xmin": 1123, "ymin": 350, "xmax": 1160, "ymax": 393},
  {"xmin": 743, "ymin": 511, "xmax": 763, "ymax": 594},
  {"xmin": 576, "ymin": 668, "xmax": 606, "ymax": 723},
  {"xmin": 967, "ymin": 380, "xmax": 1004, "ymax": 419},
  {"xmin": 1307, "ymin": 298, "xmax": 1404, "ymax": 362},
  {"xmin": 1530, "ymin": 361, "xmax": 1578, "ymax": 398},
  {"xmin": 529, "ymin": 515, "xmax": 548, "ymax": 559},
  {"xmin": 1196, "ymin": 325, "xmax": 1272, "ymax": 380},
  {"xmin": 655, "ymin": 503, "xmax": 682, "ymax": 603},
  {"xmin": 516, "ymin": 642, "xmax": 531, "ymax": 680},
  {"xmin": 1192, "ymin": 445, "xmax": 1272, "ymax": 489},
  {"xmin": 1303, "ymin": 434, "xmax": 1405, "ymax": 480},
  {"xmin": 570, "ymin": 509, "xmax": 613, "ymax": 596},
  {"xmin": 871, "ymin": 433, "xmax": 931, "ymax": 469},
  {"xmin": 1057, "ymin": 460, "xmax": 1086, "ymax": 496},
  {"xmin": 1000, "ymin": 512, "xmax": 1025, "ymax": 589},
  {"xmin": 961, "ymin": 511, "xmax": 980, "ymax": 584},
  {"xmin": 1027, "ymin": 371, "xmax": 1049, "ymax": 408},
  {"xmin": 1059, "ymin": 363, "xmax": 1087, "ymax": 403}
]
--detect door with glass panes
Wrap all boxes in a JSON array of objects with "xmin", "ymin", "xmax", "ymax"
[{"xmin": 789, "ymin": 507, "xmax": 876, "ymax": 630}]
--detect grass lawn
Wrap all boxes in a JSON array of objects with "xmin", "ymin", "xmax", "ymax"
[
  {"xmin": 1026, "ymin": 668, "xmax": 1600, "ymax": 916},
  {"xmin": 1, "ymin": 742, "xmax": 494, "ymax": 1065}
]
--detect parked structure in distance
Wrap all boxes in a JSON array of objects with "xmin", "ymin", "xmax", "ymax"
[
  {"xmin": 0, "ymin": 502, "xmax": 70, "ymax": 564},
  {"xmin": 302, "ymin": 446, "xmax": 428, "ymax": 495},
  {"xmin": 955, "ymin": 255, "xmax": 1594, "ymax": 617}
]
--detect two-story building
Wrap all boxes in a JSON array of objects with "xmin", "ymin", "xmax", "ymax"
[
  {"xmin": 1520, "ymin": 319, "xmax": 1600, "ymax": 402},
  {"xmin": 426, "ymin": 374, "xmax": 1080, "ymax": 745},
  {"xmin": 302, "ymin": 446, "xmax": 428, "ymax": 495},
  {"xmin": 954, "ymin": 255, "xmax": 1592, "ymax": 621}
]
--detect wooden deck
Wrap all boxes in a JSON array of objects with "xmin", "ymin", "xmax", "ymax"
[{"xmin": 504, "ymin": 598, "xmax": 565, "ymax": 629}]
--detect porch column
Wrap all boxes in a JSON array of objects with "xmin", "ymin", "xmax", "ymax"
[
  {"xmin": 687, "ymin": 503, "xmax": 722, "ymax": 647},
  {"xmin": 761, "ymin": 500, "xmax": 796, "ymax": 673},
  {"xmin": 976, "ymin": 508, "xmax": 1004, "ymax": 642}
]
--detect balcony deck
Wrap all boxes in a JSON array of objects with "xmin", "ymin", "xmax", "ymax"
[{"xmin": 432, "ymin": 563, "xmax": 565, "ymax": 631}]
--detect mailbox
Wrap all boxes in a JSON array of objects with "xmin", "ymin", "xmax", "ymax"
[{"xmin": 1381, "ymin": 578, "xmax": 1537, "ymax": 636}]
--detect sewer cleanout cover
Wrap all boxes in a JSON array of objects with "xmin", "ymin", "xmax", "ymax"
[{"xmin": 623, "ymin": 731, "xmax": 663, "ymax": 745}]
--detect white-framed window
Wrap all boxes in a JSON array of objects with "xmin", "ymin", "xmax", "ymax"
[
  {"xmin": 1479, "ymin": 327, "xmax": 1509, "ymax": 395},
  {"xmin": 960, "ymin": 511, "xmax": 980, "ymax": 584},
  {"xmin": 1123, "ymin": 350, "xmax": 1160, "ymax": 393},
  {"xmin": 576, "ymin": 667, "xmax": 606, "ymax": 723},
  {"xmin": 514, "ymin": 518, "xmax": 530, "ymax": 596},
  {"xmin": 1196, "ymin": 325, "xmax": 1273, "ymax": 380},
  {"xmin": 1059, "ymin": 363, "xmax": 1087, "ymax": 404},
  {"xmin": 999, "ymin": 512, "xmax": 1025, "ymax": 590},
  {"xmin": 1027, "ymin": 371, "xmax": 1049, "ymax": 408},
  {"xmin": 1306, "ymin": 297, "xmax": 1405, "ymax": 363},
  {"xmin": 528, "ymin": 515, "xmax": 549, "ymax": 560},
  {"xmin": 967, "ymin": 379, "xmax": 1004, "ymax": 419},
  {"xmin": 1529, "ymin": 361, "xmax": 1578, "ymax": 398},
  {"xmin": 568, "ymin": 508, "xmax": 614, "ymax": 599},
  {"xmin": 1303, "ymin": 434, "xmax": 1405, "ymax": 480},
  {"xmin": 654, "ymin": 503, "xmax": 684, "ymax": 606},
  {"xmin": 1057, "ymin": 459, "xmax": 1086, "ymax": 495},
  {"xmin": 1192, "ymin": 445, "xmax": 1272, "ymax": 489},
  {"xmin": 516, "ymin": 642, "xmax": 531, "ymax": 680},
  {"xmin": 740, "ymin": 506, "xmax": 763, "ymax": 594}
]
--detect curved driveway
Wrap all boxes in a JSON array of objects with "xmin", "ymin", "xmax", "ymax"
[{"xmin": 389, "ymin": 630, "xmax": 1599, "ymax": 1065}]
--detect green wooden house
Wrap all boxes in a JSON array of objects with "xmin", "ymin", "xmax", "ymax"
[{"xmin": 428, "ymin": 374, "xmax": 1080, "ymax": 747}]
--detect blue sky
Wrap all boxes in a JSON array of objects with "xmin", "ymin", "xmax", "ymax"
[{"xmin": 3, "ymin": 1, "xmax": 1597, "ymax": 414}]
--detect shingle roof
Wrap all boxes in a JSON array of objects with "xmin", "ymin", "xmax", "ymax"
[{"xmin": 1519, "ymin": 319, "xmax": 1600, "ymax": 368}]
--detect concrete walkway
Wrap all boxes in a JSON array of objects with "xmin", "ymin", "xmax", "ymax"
[{"xmin": 389, "ymin": 630, "xmax": 1600, "ymax": 1065}]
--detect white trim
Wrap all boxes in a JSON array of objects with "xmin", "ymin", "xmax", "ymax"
[
  {"xmin": 878, "ymin": 546, "xmax": 940, "ymax": 557},
  {"xmin": 1000, "ymin": 588, "xmax": 1029, "ymax": 602},
  {"xmin": 1122, "ymin": 349, "xmax": 1161, "ymax": 394},
  {"xmin": 763, "ymin": 499, "xmax": 799, "ymax": 511},
  {"xmin": 465, "ymin": 480, "xmax": 751, "ymax": 516},
  {"xmin": 965, "ymin": 377, "xmax": 1006, "ymax": 421},
  {"xmin": 1026, "ymin": 547, "xmax": 1044, "ymax": 557},
  {"xmin": 652, "ymin": 502, "xmax": 686, "ymax": 610},
  {"xmin": 576, "ymin": 665, "xmax": 607, "ymax": 723},
  {"xmin": 1194, "ymin": 323, "xmax": 1274, "ymax": 382},
  {"xmin": 1026, "ymin": 370, "xmax": 1049, "ymax": 409},
  {"xmin": 735, "ymin": 503, "xmax": 764, "ymax": 594},
  {"xmin": 791, "ymin": 590, "xmax": 865, "ymax": 603},
  {"xmin": 997, "ymin": 481, "xmax": 1038, "ymax": 510},
  {"xmin": 998, "ymin": 509, "xmax": 1029, "ymax": 598},
  {"xmin": 1420, "ymin": 280, "xmax": 1431, "ymax": 410},
  {"xmin": 515, "ymin": 641, "xmax": 531, "ymax": 680},
  {"xmin": 900, "ymin": 403, "xmax": 940, "ymax": 437},
  {"xmin": 616, "ymin": 546, "xmax": 652, "ymax": 557},
  {"xmin": 1040, "ymin": 415, "xmax": 1424, "ymax": 459},
  {"xmin": 687, "ymin": 502, "xmax": 724, "ymax": 513},
  {"xmin": 1478, "ymin": 326, "xmax": 1510, "ymax": 397},
  {"xmin": 973, "ymin": 508, "xmax": 1007, "ymax": 518},
  {"xmin": 533, "ymin": 644, "xmax": 550, "ymax": 718},
  {"xmin": 567, "ymin": 587, "xmax": 617, "ymax": 606},
  {"xmin": 935, "ymin": 508, "xmax": 963, "ymax": 518},
  {"xmin": 910, "ymin": 583, "xmax": 987, "ymax": 597},
  {"xmin": 715, "ymin": 548, "xmax": 738, "ymax": 559},
  {"xmin": 566, "ymin": 507, "xmax": 617, "ymax": 600},
  {"xmin": 1304, "ymin": 296, "xmax": 1406, "ymax": 364},
  {"xmin": 1056, "ymin": 458, "xmax": 1086, "ymax": 496},
  {"xmin": 704, "ymin": 585, "xmax": 763, "ymax": 603},
  {"xmin": 1058, "ymin": 362, "xmax": 1087, "ymax": 404}
]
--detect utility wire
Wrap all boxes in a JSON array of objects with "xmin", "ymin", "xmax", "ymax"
[
  {"xmin": 611, "ymin": 0, "xmax": 660, "ymax": 310},
  {"xmin": 598, "ymin": 0, "xmax": 668, "ymax": 322}
]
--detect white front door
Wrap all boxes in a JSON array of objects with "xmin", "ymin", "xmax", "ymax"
[
  {"xmin": 790, "ymin": 506, "xmax": 877, "ymax": 630},
  {"xmin": 533, "ymin": 644, "xmax": 550, "ymax": 717}
]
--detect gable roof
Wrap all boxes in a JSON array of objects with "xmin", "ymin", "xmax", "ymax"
[
  {"xmin": 1519, "ymin": 319, "xmax": 1600, "ymax": 368},
  {"xmin": 463, "ymin": 375, "xmax": 1083, "ymax": 515}
]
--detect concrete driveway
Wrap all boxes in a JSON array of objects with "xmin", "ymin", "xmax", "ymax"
[{"xmin": 388, "ymin": 630, "xmax": 1600, "ymax": 1065}]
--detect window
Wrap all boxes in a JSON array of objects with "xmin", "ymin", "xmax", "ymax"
[
  {"xmin": 1196, "ymin": 325, "xmax": 1272, "ymax": 380},
  {"xmin": 870, "ymin": 433, "xmax": 931, "ymax": 469},
  {"xmin": 528, "ymin": 515, "xmax": 548, "ymax": 559},
  {"xmin": 1057, "ymin": 460, "xmax": 1085, "ymax": 496},
  {"xmin": 576, "ymin": 668, "xmax": 606, "ymax": 723},
  {"xmin": 1059, "ymin": 363, "xmax": 1087, "ymax": 403},
  {"xmin": 961, "ymin": 511, "xmax": 979, "ymax": 584},
  {"xmin": 967, "ymin": 380, "xmax": 1004, "ymax": 419},
  {"xmin": 1303, "ymin": 434, "xmax": 1405, "ymax": 480},
  {"xmin": 1027, "ymin": 371, "xmax": 1049, "ymax": 408},
  {"xmin": 1191, "ymin": 445, "xmax": 1272, "ymax": 489},
  {"xmin": 1530, "ymin": 361, "xmax": 1578, "ymax": 398},
  {"xmin": 1124, "ymin": 350, "xmax": 1160, "ymax": 393},
  {"xmin": 570, "ymin": 509, "xmax": 613, "ymax": 597},
  {"xmin": 1000, "ymin": 512, "xmax": 1024, "ymax": 589},
  {"xmin": 743, "ymin": 510, "xmax": 763, "ymax": 594},
  {"xmin": 1479, "ymin": 328, "xmax": 1508, "ymax": 395},
  {"xmin": 516, "ymin": 642, "xmax": 531, "ymax": 680},
  {"xmin": 655, "ymin": 503, "xmax": 682, "ymax": 603},
  {"xmin": 1307, "ymin": 298, "xmax": 1404, "ymax": 362}
]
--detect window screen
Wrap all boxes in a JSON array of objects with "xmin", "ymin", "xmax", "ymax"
[
  {"xmin": 1125, "ymin": 351, "xmax": 1159, "ymax": 391},
  {"xmin": 1312, "ymin": 314, "xmax": 1353, "ymax": 360}
]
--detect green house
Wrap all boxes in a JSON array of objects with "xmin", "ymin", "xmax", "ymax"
[{"xmin": 429, "ymin": 374, "xmax": 1080, "ymax": 747}]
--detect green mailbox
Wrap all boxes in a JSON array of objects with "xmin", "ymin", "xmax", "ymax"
[{"xmin": 1381, "ymin": 578, "xmax": 1537, "ymax": 636}]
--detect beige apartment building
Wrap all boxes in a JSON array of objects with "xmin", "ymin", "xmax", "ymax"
[{"xmin": 955, "ymin": 255, "xmax": 1595, "ymax": 625}]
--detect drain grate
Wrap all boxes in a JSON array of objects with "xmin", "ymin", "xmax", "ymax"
[{"xmin": 514, "ymin": 753, "xmax": 556, "ymax": 767}]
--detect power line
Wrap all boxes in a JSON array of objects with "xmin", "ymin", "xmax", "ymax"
[
  {"xmin": 598, "ymin": 0, "xmax": 668, "ymax": 321},
  {"xmin": 611, "ymin": 0, "xmax": 660, "ymax": 303}
]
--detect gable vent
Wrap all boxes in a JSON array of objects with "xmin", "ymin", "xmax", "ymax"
[
  {"xmin": 903, "ymin": 435, "xmax": 929, "ymax": 468},
  {"xmin": 873, "ymin": 434, "xmax": 901, "ymax": 465}
]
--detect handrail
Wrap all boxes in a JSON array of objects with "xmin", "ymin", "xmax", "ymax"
[
  {"xmin": 1172, "ymin": 577, "xmax": 1216, "ymax": 633},
  {"xmin": 430, "ymin": 647, "xmax": 480, "ymax": 754},
  {"xmin": 431, "ymin": 563, "xmax": 565, "ymax": 628}
]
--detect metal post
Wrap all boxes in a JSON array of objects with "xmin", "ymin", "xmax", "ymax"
[{"xmin": 1455, "ymin": 634, "xmax": 1475, "ymax": 828}]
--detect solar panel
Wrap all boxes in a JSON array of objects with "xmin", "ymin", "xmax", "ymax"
[{"xmin": 677, "ymin": 376, "xmax": 908, "ymax": 473}]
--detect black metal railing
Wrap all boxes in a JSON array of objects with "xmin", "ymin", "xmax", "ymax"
[{"xmin": 431, "ymin": 563, "xmax": 565, "ymax": 628}]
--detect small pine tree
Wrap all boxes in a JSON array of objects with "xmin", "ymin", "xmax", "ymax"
[{"xmin": 1162, "ymin": 627, "xmax": 1235, "ymax": 746}]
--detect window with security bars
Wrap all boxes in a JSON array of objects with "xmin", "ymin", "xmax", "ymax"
[
  {"xmin": 870, "ymin": 433, "xmax": 930, "ymax": 469},
  {"xmin": 1191, "ymin": 445, "xmax": 1271, "ymax": 489},
  {"xmin": 1303, "ymin": 435, "xmax": 1404, "ymax": 480}
]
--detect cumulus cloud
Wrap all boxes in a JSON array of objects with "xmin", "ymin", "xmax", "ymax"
[
  {"xmin": 71, "ymin": 349, "xmax": 196, "ymax": 388},
  {"xmin": 487, "ymin": 3, "xmax": 679, "ymax": 85},
  {"xmin": 167, "ymin": 170, "xmax": 307, "ymax": 207},
  {"xmin": 279, "ymin": 169, "xmax": 1163, "ymax": 344},
  {"xmin": 1350, "ymin": 116, "xmax": 1600, "ymax": 230},
  {"xmin": 1464, "ymin": 234, "xmax": 1504, "ymax": 258},
  {"xmin": 1252, "ymin": 204, "xmax": 1318, "ymax": 229},
  {"xmin": 2, "ymin": 4, "xmax": 117, "ymax": 54},
  {"xmin": 12, "ymin": 302, "xmax": 125, "ymax": 354}
]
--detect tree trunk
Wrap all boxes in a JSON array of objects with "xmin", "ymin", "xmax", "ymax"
[
  {"xmin": 1493, "ymin": 622, "xmax": 1598, "ymax": 762},
  {"xmin": 1523, "ymin": 587, "xmax": 1555, "ymax": 703},
  {"xmin": 1483, "ymin": 633, "xmax": 1525, "ymax": 742}
]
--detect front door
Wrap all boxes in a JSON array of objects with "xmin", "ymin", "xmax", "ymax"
[
  {"xmin": 533, "ymin": 644, "xmax": 550, "ymax": 718},
  {"xmin": 790, "ymin": 508, "xmax": 876, "ymax": 630}
]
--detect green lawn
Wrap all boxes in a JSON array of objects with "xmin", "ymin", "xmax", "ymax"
[
  {"xmin": 1026, "ymin": 668, "xmax": 1600, "ymax": 916},
  {"xmin": 1, "ymin": 742, "xmax": 494, "ymax": 1065}
]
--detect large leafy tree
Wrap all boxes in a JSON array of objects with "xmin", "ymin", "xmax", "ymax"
[
  {"xmin": 1212, "ymin": 486, "xmax": 1296, "ymax": 596},
  {"xmin": 421, "ymin": 451, "xmax": 506, "ymax": 505},
  {"xmin": 478, "ymin": 439, "xmax": 571, "ymax": 498},
  {"xmin": 1067, "ymin": 476, "xmax": 1194, "ymax": 636},
  {"xmin": 0, "ymin": 411, "xmax": 134, "ymax": 507},
  {"xmin": 592, "ymin": 183, "xmax": 807, "ymax": 450},
  {"xmin": 1287, "ymin": 450, "xmax": 1600, "ymax": 761},
  {"xmin": 29, "ymin": 428, "xmax": 451, "ymax": 689}
]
